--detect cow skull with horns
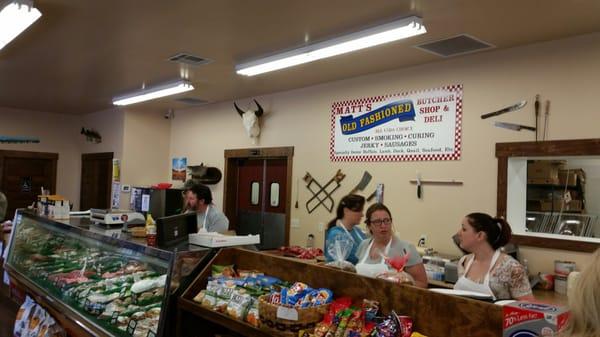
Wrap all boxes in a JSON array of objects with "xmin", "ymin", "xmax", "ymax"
[{"xmin": 234, "ymin": 99, "xmax": 264, "ymax": 144}]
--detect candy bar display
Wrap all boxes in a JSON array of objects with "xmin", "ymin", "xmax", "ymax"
[
  {"xmin": 5, "ymin": 213, "xmax": 172, "ymax": 337},
  {"xmin": 309, "ymin": 298, "xmax": 416, "ymax": 337}
]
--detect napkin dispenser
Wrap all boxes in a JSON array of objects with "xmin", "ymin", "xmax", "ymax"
[{"xmin": 444, "ymin": 261, "xmax": 459, "ymax": 284}]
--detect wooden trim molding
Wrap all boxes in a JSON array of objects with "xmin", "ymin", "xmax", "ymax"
[{"xmin": 496, "ymin": 139, "xmax": 600, "ymax": 253}]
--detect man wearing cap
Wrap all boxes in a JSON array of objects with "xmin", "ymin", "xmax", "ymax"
[{"xmin": 183, "ymin": 183, "xmax": 229, "ymax": 233}]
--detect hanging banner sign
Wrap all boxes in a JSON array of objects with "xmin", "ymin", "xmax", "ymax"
[{"xmin": 330, "ymin": 84, "xmax": 462, "ymax": 162}]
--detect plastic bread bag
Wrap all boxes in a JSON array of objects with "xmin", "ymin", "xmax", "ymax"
[
  {"xmin": 325, "ymin": 235, "xmax": 356, "ymax": 272},
  {"xmin": 14, "ymin": 296, "xmax": 36, "ymax": 337},
  {"xmin": 377, "ymin": 251, "xmax": 415, "ymax": 285},
  {"xmin": 376, "ymin": 271, "xmax": 415, "ymax": 285}
]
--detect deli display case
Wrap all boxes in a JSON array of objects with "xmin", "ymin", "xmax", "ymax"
[{"xmin": 4, "ymin": 211, "xmax": 215, "ymax": 337}]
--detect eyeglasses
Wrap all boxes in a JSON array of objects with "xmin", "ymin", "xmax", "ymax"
[{"xmin": 370, "ymin": 218, "xmax": 392, "ymax": 227}]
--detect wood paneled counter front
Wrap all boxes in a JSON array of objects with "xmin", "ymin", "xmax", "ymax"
[{"xmin": 178, "ymin": 248, "xmax": 503, "ymax": 337}]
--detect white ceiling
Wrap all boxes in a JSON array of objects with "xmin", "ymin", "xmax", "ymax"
[{"xmin": 1, "ymin": 0, "xmax": 599, "ymax": 114}]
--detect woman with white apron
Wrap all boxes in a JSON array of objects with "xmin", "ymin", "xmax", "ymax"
[
  {"xmin": 355, "ymin": 238, "xmax": 392, "ymax": 277},
  {"xmin": 454, "ymin": 213, "xmax": 534, "ymax": 300},
  {"xmin": 453, "ymin": 250, "xmax": 501, "ymax": 300},
  {"xmin": 354, "ymin": 203, "xmax": 428, "ymax": 288}
]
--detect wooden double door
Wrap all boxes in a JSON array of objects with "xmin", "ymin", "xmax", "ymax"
[{"xmin": 224, "ymin": 147, "xmax": 293, "ymax": 249}]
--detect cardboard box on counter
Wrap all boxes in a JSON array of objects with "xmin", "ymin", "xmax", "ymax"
[
  {"xmin": 539, "ymin": 199, "xmax": 583, "ymax": 212},
  {"xmin": 558, "ymin": 169, "xmax": 584, "ymax": 186},
  {"xmin": 503, "ymin": 302, "xmax": 569, "ymax": 337},
  {"xmin": 527, "ymin": 160, "xmax": 565, "ymax": 185}
]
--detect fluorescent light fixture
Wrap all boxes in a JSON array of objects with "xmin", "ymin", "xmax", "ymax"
[
  {"xmin": 236, "ymin": 16, "xmax": 426, "ymax": 76},
  {"xmin": 0, "ymin": 0, "xmax": 42, "ymax": 51},
  {"xmin": 112, "ymin": 80, "xmax": 194, "ymax": 106}
]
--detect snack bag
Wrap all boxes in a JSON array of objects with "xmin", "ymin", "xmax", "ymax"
[
  {"xmin": 226, "ymin": 292, "xmax": 252, "ymax": 320},
  {"xmin": 325, "ymin": 235, "xmax": 356, "ymax": 272},
  {"xmin": 361, "ymin": 299, "xmax": 380, "ymax": 324},
  {"xmin": 245, "ymin": 298, "xmax": 260, "ymax": 327},
  {"xmin": 315, "ymin": 298, "xmax": 352, "ymax": 337},
  {"xmin": 371, "ymin": 312, "xmax": 400, "ymax": 337},
  {"xmin": 342, "ymin": 309, "xmax": 364, "ymax": 337},
  {"xmin": 211, "ymin": 264, "xmax": 236, "ymax": 278}
]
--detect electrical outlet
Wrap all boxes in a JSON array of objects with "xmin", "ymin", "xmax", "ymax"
[
  {"xmin": 318, "ymin": 222, "xmax": 324, "ymax": 232},
  {"xmin": 291, "ymin": 218, "xmax": 300, "ymax": 228},
  {"xmin": 418, "ymin": 234, "xmax": 427, "ymax": 247}
]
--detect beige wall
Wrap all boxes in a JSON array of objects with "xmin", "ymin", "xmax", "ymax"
[
  {"xmin": 169, "ymin": 32, "xmax": 600, "ymax": 274},
  {"xmin": 121, "ymin": 109, "xmax": 171, "ymax": 192},
  {"xmin": 81, "ymin": 108, "xmax": 125, "ymax": 158},
  {"xmin": 0, "ymin": 107, "xmax": 82, "ymax": 209}
]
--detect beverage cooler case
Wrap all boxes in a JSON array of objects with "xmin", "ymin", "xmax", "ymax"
[{"xmin": 4, "ymin": 211, "xmax": 213, "ymax": 337}]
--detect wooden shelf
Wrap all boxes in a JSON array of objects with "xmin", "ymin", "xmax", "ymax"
[
  {"xmin": 178, "ymin": 248, "xmax": 503, "ymax": 337},
  {"xmin": 178, "ymin": 298, "xmax": 270, "ymax": 337}
]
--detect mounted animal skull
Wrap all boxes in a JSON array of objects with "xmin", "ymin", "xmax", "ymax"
[{"xmin": 234, "ymin": 99, "xmax": 264, "ymax": 144}]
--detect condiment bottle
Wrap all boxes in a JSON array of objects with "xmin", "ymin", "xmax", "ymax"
[{"xmin": 145, "ymin": 213, "xmax": 157, "ymax": 247}]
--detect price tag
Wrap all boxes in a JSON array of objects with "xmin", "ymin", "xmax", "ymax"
[
  {"xmin": 110, "ymin": 311, "xmax": 119, "ymax": 325},
  {"xmin": 146, "ymin": 330, "xmax": 156, "ymax": 337},
  {"xmin": 276, "ymin": 306, "xmax": 298, "ymax": 321},
  {"xmin": 126, "ymin": 319, "xmax": 137, "ymax": 335}
]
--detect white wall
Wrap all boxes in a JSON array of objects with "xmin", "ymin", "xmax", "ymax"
[
  {"xmin": 169, "ymin": 32, "xmax": 600, "ymax": 274},
  {"xmin": 0, "ymin": 108, "xmax": 82, "ymax": 209}
]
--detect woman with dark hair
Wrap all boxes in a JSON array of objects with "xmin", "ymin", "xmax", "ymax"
[
  {"xmin": 324, "ymin": 194, "xmax": 366, "ymax": 264},
  {"xmin": 454, "ymin": 212, "xmax": 534, "ymax": 300},
  {"xmin": 355, "ymin": 203, "xmax": 428, "ymax": 288}
]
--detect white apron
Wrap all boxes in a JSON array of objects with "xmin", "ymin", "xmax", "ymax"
[
  {"xmin": 355, "ymin": 239, "xmax": 392, "ymax": 277},
  {"xmin": 197, "ymin": 205, "xmax": 210, "ymax": 232},
  {"xmin": 336, "ymin": 220, "xmax": 356, "ymax": 244},
  {"xmin": 454, "ymin": 250, "xmax": 501, "ymax": 300}
]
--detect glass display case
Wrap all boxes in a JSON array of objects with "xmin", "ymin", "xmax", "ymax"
[{"xmin": 4, "ymin": 211, "xmax": 213, "ymax": 337}]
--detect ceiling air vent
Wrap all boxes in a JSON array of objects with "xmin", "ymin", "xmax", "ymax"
[
  {"xmin": 168, "ymin": 53, "xmax": 212, "ymax": 66},
  {"xmin": 414, "ymin": 34, "xmax": 495, "ymax": 57},
  {"xmin": 175, "ymin": 97, "xmax": 209, "ymax": 106}
]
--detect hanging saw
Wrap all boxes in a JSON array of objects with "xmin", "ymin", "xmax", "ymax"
[
  {"xmin": 303, "ymin": 172, "xmax": 334, "ymax": 213},
  {"xmin": 305, "ymin": 170, "xmax": 346, "ymax": 213},
  {"xmin": 481, "ymin": 100, "xmax": 527, "ymax": 119},
  {"xmin": 494, "ymin": 121, "xmax": 536, "ymax": 132}
]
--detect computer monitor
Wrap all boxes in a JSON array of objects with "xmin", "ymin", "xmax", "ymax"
[{"xmin": 156, "ymin": 212, "xmax": 197, "ymax": 247}]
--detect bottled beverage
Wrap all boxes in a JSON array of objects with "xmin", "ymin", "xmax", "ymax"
[{"xmin": 145, "ymin": 214, "xmax": 157, "ymax": 247}]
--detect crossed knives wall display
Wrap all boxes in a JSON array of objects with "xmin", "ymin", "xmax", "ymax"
[{"xmin": 302, "ymin": 170, "xmax": 374, "ymax": 214}]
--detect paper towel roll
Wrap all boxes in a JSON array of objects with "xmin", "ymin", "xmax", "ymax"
[{"xmin": 567, "ymin": 271, "xmax": 581, "ymax": 299}]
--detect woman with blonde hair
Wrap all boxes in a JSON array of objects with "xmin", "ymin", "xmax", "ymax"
[{"xmin": 561, "ymin": 248, "xmax": 600, "ymax": 337}]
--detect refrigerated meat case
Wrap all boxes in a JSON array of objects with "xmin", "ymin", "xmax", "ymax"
[{"xmin": 3, "ymin": 211, "xmax": 216, "ymax": 337}]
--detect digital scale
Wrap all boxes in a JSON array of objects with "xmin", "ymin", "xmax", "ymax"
[{"xmin": 90, "ymin": 209, "xmax": 145, "ymax": 227}]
